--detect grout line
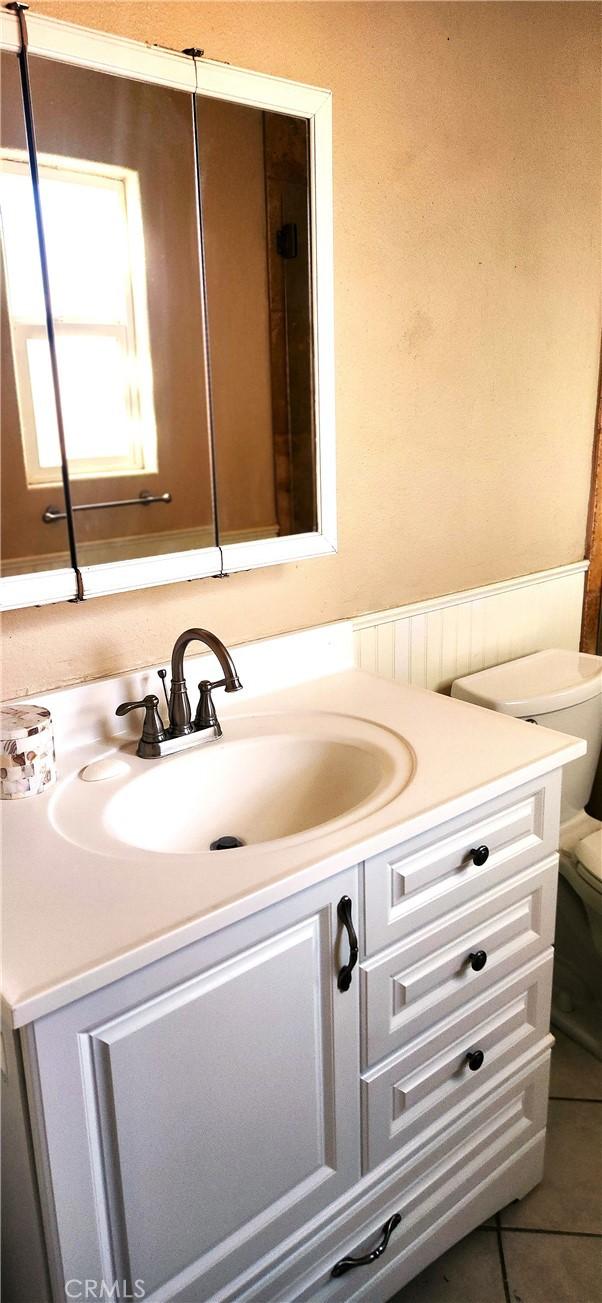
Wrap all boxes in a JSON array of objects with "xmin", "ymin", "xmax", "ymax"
[
  {"xmin": 495, "ymin": 1215, "xmax": 512, "ymax": 1303},
  {"xmin": 549, "ymin": 1096, "xmax": 602, "ymax": 1103},
  {"xmin": 498, "ymin": 1227, "xmax": 602, "ymax": 1239}
]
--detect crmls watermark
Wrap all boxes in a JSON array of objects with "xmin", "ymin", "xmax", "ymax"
[{"xmin": 64, "ymin": 1283, "xmax": 145, "ymax": 1301}]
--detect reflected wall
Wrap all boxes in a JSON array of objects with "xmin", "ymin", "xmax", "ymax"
[{"xmin": 1, "ymin": 56, "xmax": 216, "ymax": 573}]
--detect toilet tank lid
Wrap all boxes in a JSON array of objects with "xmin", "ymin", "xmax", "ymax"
[{"xmin": 451, "ymin": 649, "xmax": 602, "ymax": 717}]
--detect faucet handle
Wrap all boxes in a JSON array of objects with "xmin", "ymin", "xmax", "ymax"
[
  {"xmin": 194, "ymin": 680, "xmax": 225, "ymax": 735},
  {"xmin": 116, "ymin": 694, "xmax": 167, "ymax": 746}
]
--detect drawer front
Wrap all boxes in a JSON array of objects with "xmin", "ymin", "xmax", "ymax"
[
  {"xmin": 361, "ymin": 856, "xmax": 558, "ymax": 1067},
  {"xmin": 362, "ymin": 771, "xmax": 560, "ymax": 956},
  {"xmin": 361, "ymin": 951, "xmax": 552, "ymax": 1172},
  {"xmin": 244, "ymin": 1050, "xmax": 551, "ymax": 1303}
]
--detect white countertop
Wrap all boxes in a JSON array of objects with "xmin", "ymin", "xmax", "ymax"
[{"xmin": 1, "ymin": 668, "xmax": 584, "ymax": 1028}]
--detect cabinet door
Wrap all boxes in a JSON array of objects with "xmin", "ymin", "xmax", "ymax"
[{"xmin": 27, "ymin": 869, "xmax": 360, "ymax": 1303}]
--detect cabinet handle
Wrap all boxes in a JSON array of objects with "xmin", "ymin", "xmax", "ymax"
[
  {"xmin": 470, "ymin": 845, "xmax": 490, "ymax": 866},
  {"xmin": 331, "ymin": 1212, "xmax": 402, "ymax": 1277},
  {"xmin": 466, "ymin": 1049, "xmax": 485, "ymax": 1071},
  {"xmin": 469, "ymin": 949, "xmax": 488, "ymax": 972},
  {"xmin": 337, "ymin": 896, "xmax": 359, "ymax": 992}
]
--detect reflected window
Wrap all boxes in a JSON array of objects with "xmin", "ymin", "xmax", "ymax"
[{"xmin": 0, "ymin": 151, "xmax": 157, "ymax": 486}]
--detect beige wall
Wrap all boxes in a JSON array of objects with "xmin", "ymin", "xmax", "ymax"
[{"xmin": 2, "ymin": 1, "xmax": 600, "ymax": 699}]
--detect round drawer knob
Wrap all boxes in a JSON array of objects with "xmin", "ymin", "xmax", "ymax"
[
  {"xmin": 469, "ymin": 950, "xmax": 488, "ymax": 972},
  {"xmin": 466, "ymin": 1049, "xmax": 485, "ymax": 1072},
  {"xmin": 470, "ymin": 845, "xmax": 490, "ymax": 866}
]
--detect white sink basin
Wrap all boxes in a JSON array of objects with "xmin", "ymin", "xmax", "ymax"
[{"xmin": 52, "ymin": 711, "xmax": 415, "ymax": 858}]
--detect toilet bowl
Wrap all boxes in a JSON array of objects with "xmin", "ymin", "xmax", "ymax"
[{"xmin": 452, "ymin": 649, "xmax": 602, "ymax": 1060}]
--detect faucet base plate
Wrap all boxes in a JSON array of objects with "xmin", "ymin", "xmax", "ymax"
[{"xmin": 136, "ymin": 724, "xmax": 221, "ymax": 759}]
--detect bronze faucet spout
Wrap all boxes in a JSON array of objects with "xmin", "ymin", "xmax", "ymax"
[{"xmin": 169, "ymin": 627, "xmax": 242, "ymax": 736}]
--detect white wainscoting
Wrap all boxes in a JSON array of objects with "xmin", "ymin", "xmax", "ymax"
[{"xmin": 353, "ymin": 562, "xmax": 588, "ymax": 692}]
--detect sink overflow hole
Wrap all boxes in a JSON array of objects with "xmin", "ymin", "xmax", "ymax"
[{"xmin": 210, "ymin": 835, "xmax": 246, "ymax": 851}]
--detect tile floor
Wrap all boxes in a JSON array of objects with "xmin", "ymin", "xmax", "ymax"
[{"xmin": 388, "ymin": 1031, "xmax": 602, "ymax": 1303}]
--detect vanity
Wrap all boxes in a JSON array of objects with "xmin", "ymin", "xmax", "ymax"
[
  {"xmin": 0, "ymin": 9, "xmax": 589, "ymax": 1300},
  {"xmin": 1, "ymin": 625, "xmax": 585, "ymax": 1303}
]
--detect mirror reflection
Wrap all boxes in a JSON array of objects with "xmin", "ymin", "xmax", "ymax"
[
  {"xmin": 197, "ymin": 98, "xmax": 316, "ymax": 540},
  {"xmin": 2, "ymin": 57, "xmax": 215, "ymax": 573},
  {"xmin": 0, "ymin": 51, "xmax": 73, "ymax": 575},
  {"xmin": 0, "ymin": 54, "xmax": 319, "ymax": 585}
]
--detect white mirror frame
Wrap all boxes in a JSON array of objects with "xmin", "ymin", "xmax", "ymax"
[{"xmin": 0, "ymin": 10, "xmax": 336, "ymax": 611}]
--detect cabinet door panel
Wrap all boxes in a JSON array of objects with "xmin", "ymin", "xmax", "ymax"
[
  {"xmin": 28, "ymin": 869, "xmax": 360, "ymax": 1302},
  {"xmin": 93, "ymin": 920, "xmax": 333, "ymax": 1292}
]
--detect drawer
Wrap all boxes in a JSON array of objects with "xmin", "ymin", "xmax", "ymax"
[
  {"xmin": 362, "ymin": 771, "xmax": 560, "ymax": 956},
  {"xmin": 361, "ymin": 855, "xmax": 558, "ymax": 1067},
  {"xmin": 242, "ymin": 1049, "xmax": 551, "ymax": 1303},
  {"xmin": 361, "ymin": 950, "xmax": 552, "ymax": 1171}
]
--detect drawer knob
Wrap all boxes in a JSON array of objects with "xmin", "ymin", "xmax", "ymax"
[
  {"xmin": 470, "ymin": 845, "xmax": 490, "ymax": 866},
  {"xmin": 469, "ymin": 950, "xmax": 488, "ymax": 972},
  {"xmin": 466, "ymin": 1049, "xmax": 485, "ymax": 1072}
]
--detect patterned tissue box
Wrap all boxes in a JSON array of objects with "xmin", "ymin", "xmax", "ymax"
[{"xmin": 0, "ymin": 705, "xmax": 56, "ymax": 800}]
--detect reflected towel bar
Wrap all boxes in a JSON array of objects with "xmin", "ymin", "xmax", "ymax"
[{"xmin": 42, "ymin": 491, "xmax": 172, "ymax": 523}]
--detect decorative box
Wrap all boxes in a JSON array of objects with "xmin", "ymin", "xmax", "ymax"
[{"xmin": 0, "ymin": 705, "xmax": 56, "ymax": 800}]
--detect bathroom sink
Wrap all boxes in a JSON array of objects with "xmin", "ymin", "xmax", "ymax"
[{"xmin": 51, "ymin": 711, "xmax": 415, "ymax": 858}]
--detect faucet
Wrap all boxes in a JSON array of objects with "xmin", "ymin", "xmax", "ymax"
[{"xmin": 116, "ymin": 627, "xmax": 242, "ymax": 758}]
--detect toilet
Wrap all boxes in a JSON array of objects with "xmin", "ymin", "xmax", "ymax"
[{"xmin": 451, "ymin": 649, "xmax": 602, "ymax": 1059}]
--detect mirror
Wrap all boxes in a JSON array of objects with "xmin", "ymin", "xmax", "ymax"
[
  {"xmin": 0, "ymin": 10, "xmax": 335, "ymax": 608},
  {"xmin": 197, "ymin": 97, "xmax": 316, "ymax": 542},
  {"xmin": 2, "ymin": 56, "xmax": 216, "ymax": 573},
  {"xmin": 0, "ymin": 50, "xmax": 74, "ymax": 576}
]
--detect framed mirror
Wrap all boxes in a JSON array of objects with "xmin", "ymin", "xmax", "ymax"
[{"xmin": 0, "ymin": 10, "xmax": 335, "ymax": 610}]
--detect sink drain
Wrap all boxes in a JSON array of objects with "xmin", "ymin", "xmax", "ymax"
[{"xmin": 209, "ymin": 835, "xmax": 246, "ymax": 851}]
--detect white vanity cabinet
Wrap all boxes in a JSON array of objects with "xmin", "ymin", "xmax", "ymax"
[
  {"xmin": 12, "ymin": 769, "xmax": 563, "ymax": 1303},
  {"xmin": 23, "ymin": 870, "xmax": 361, "ymax": 1303}
]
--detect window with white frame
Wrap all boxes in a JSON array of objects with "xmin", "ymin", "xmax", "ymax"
[{"xmin": 0, "ymin": 151, "xmax": 157, "ymax": 486}]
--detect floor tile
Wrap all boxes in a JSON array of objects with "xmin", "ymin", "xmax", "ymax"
[
  {"xmin": 386, "ymin": 1228, "xmax": 505, "ymax": 1303},
  {"xmin": 499, "ymin": 1100, "xmax": 602, "ymax": 1233},
  {"xmin": 549, "ymin": 1030, "xmax": 602, "ymax": 1100},
  {"xmin": 502, "ymin": 1231, "xmax": 602, "ymax": 1303}
]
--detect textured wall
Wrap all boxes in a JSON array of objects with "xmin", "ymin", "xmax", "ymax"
[{"xmin": 2, "ymin": 2, "xmax": 600, "ymax": 698}]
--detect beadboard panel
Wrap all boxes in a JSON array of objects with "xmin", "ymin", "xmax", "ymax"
[{"xmin": 353, "ymin": 563, "xmax": 588, "ymax": 692}]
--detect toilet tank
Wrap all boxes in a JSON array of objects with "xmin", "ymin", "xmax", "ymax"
[{"xmin": 451, "ymin": 649, "xmax": 602, "ymax": 824}]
